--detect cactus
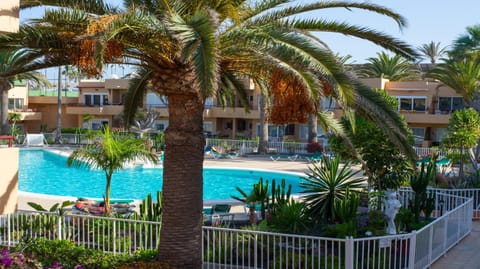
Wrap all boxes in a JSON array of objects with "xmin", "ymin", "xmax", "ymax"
[
  {"xmin": 334, "ymin": 188, "xmax": 359, "ymax": 223},
  {"xmin": 270, "ymin": 179, "xmax": 292, "ymax": 216},
  {"xmin": 409, "ymin": 154, "xmax": 437, "ymax": 223},
  {"xmin": 138, "ymin": 191, "xmax": 162, "ymax": 222}
]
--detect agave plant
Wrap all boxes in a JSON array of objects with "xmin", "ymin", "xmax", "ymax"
[{"xmin": 300, "ymin": 156, "xmax": 365, "ymax": 224}]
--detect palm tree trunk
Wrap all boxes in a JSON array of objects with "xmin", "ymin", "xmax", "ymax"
[
  {"xmin": 308, "ymin": 114, "xmax": 318, "ymax": 143},
  {"xmin": 104, "ymin": 173, "xmax": 112, "ymax": 215},
  {"xmin": 55, "ymin": 66, "xmax": 62, "ymax": 143},
  {"xmin": 1, "ymin": 87, "xmax": 9, "ymax": 135},
  {"xmin": 158, "ymin": 89, "xmax": 205, "ymax": 268},
  {"xmin": 258, "ymin": 93, "xmax": 268, "ymax": 154}
]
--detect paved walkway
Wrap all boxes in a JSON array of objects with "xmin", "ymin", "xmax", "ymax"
[{"xmin": 430, "ymin": 221, "xmax": 480, "ymax": 269}]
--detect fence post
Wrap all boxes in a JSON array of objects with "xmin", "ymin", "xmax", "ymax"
[
  {"xmin": 408, "ymin": 231, "xmax": 416, "ymax": 269},
  {"xmin": 113, "ymin": 219, "xmax": 117, "ymax": 255},
  {"xmin": 254, "ymin": 233, "xmax": 258, "ymax": 269},
  {"xmin": 57, "ymin": 216, "xmax": 62, "ymax": 240},
  {"xmin": 345, "ymin": 237, "xmax": 354, "ymax": 269},
  {"xmin": 7, "ymin": 214, "xmax": 11, "ymax": 248}
]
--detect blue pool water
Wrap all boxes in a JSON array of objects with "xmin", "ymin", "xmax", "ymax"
[{"xmin": 18, "ymin": 149, "xmax": 304, "ymax": 201}]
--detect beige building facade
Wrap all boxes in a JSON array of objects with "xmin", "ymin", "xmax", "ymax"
[{"xmin": 10, "ymin": 77, "xmax": 463, "ymax": 146}]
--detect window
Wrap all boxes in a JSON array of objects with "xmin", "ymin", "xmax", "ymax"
[
  {"xmin": 438, "ymin": 97, "xmax": 464, "ymax": 112},
  {"xmin": 267, "ymin": 125, "xmax": 285, "ymax": 141},
  {"xmin": 413, "ymin": 99, "xmax": 426, "ymax": 111},
  {"xmin": 84, "ymin": 93, "xmax": 108, "ymax": 106},
  {"xmin": 90, "ymin": 119, "xmax": 109, "ymax": 130},
  {"xmin": 146, "ymin": 93, "xmax": 167, "ymax": 108},
  {"xmin": 320, "ymin": 97, "xmax": 336, "ymax": 111},
  {"xmin": 395, "ymin": 96, "xmax": 426, "ymax": 111},
  {"xmin": 203, "ymin": 121, "xmax": 213, "ymax": 133},
  {"xmin": 205, "ymin": 97, "xmax": 214, "ymax": 108},
  {"xmin": 410, "ymin": 127, "xmax": 425, "ymax": 145},
  {"xmin": 299, "ymin": 124, "xmax": 326, "ymax": 140},
  {"xmin": 435, "ymin": 128, "xmax": 448, "ymax": 143},
  {"xmin": 8, "ymin": 98, "xmax": 24, "ymax": 110},
  {"xmin": 154, "ymin": 120, "xmax": 169, "ymax": 131}
]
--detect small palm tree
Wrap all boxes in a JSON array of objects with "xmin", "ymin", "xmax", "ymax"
[
  {"xmin": 8, "ymin": 112, "xmax": 21, "ymax": 138},
  {"xmin": 0, "ymin": 50, "xmax": 50, "ymax": 135},
  {"xmin": 300, "ymin": 156, "xmax": 364, "ymax": 224},
  {"xmin": 418, "ymin": 41, "xmax": 447, "ymax": 65},
  {"xmin": 427, "ymin": 55, "xmax": 480, "ymax": 112},
  {"xmin": 67, "ymin": 126, "xmax": 158, "ymax": 215},
  {"xmin": 359, "ymin": 51, "xmax": 420, "ymax": 81}
]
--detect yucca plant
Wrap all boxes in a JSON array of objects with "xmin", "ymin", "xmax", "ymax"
[{"xmin": 300, "ymin": 156, "xmax": 365, "ymax": 224}]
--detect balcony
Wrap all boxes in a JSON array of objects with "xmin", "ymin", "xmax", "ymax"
[
  {"xmin": 9, "ymin": 108, "xmax": 42, "ymax": 121},
  {"xmin": 204, "ymin": 107, "xmax": 259, "ymax": 119},
  {"xmin": 66, "ymin": 104, "xmax": 124, "ymax": 115},
  {"xmin": 28, "ymin": 96, "xmax": 78, "ymax": 105},
  {"xmin": 399, "ymin": 110, "xmax": 451, "ymax": 124}
]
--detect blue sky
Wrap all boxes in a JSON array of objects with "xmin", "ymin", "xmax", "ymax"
[
  {"xmin": 311, "ymin": 0, "xmax": 480, "ymax": 63},
  {"xmin": 21, "ymin": 0, "xmax": 480, "ymax": 64}
]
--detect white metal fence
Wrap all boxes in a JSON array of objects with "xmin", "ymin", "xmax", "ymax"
[
  {"xmin": 0, "ymin": 191, "xmax": 472, "ymax": 268},
  {"xmin": 0, "ymin": 212, "xmax": 161, "ymax": 254},
  {"xmin": 14, "ymin": 134, "xmax": 445, "ymax": 158}
]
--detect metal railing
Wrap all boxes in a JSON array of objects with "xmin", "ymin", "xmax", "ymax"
[
  {"xmin": 400, "ymin": 187, "xmax": 480, "ymax": 220},
  {"xmin": 15, "ymin": 134, "xmax": 443, "ymax": 158},
  {"xmin": 0, "ymin": 191, "xmax": 472, "ymax": 268},
  {"xmin": 0, "ymin": 212, "xmax": 161, "ymax": 254}
]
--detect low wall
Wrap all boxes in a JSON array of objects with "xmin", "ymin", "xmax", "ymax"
[{"xmin": 0, "ymin": 147, "xmax": 18, "ymax": 214}]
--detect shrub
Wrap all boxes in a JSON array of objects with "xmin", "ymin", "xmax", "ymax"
[
  {"xmin": 19, "ymin": 238, "xmax": 157, "ymax": 269},
  {"xmin": 306, "ymin": 142, "xmax": 323, "ymax": 153}
]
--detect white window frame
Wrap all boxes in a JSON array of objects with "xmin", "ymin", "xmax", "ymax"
[{"xmin": 393, "ymin": 96, "xmax": 427, "ymax": 111}]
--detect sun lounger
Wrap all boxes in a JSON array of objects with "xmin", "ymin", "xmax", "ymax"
[
  {"xmin": 212, "ymin": 151, "xmax": 238, "ymax": 159},
  {"xmin": 73, "ymin": 198, "xmax": 135, "ymax": 216},
  {"xmin": 270, "ymin": 154, "xmax": 299, "ymax": 161}
]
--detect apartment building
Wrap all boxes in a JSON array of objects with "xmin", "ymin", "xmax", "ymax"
[{"xmin": 9, "ymin": 77, "xmax": 463, "ymax": 146}]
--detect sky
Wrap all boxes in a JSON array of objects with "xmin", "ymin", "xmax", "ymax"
[
  {"xmin": 309, "ymin": 0, "xmax": 480, "ymax": 63},
  {"xmin": 20, "ymin": 0, "xmax": 480, "ymax": 65}
]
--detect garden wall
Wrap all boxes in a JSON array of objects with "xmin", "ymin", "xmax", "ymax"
[{"xmin": 0, "ymin": 147, "xmax": 18, "ymax": 214}]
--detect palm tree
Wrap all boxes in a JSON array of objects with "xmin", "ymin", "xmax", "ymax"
[
  {"xmin": 67, "ymin": 126, "xmax": 157, "ymax": 215},
  {"xmin": 418, "ymin": 41, "xmax": 447, "ymax": 65},
  {"xmin": 7, "ymin": 1, "xmax": 417, "ymax": 266},
  {"xmin": 0, "ymin": 50, "xmax": 50, "ymax": 135},
  {"xmin": 8, "ymin": 112, "xmax": 21, "ymax": 137},
  {"xmin": 359, "ymin": 51, "xmax": 420, "ymax": 81},
  {"xmin": 427, "ymin": 56, "xmax": 480, "ymax": 112},
  {"xmin": 450, "ymin": 24, "xmax": 480, "ymax": 60}
]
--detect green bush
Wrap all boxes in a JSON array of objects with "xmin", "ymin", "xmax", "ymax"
[{"xmin": 19, "ymin": 238, "xmax": 157, "ymax": 269}]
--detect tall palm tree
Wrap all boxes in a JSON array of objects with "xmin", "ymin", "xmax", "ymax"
[
  {"xmin": 7, "ymin": 1, "xmax": 417, "ymax": 267},
  {"xmin": 67, "ymin": 126, "xmax": 157, "ymax": 215},
  {"xmin": 450, "ymin": 24, "xmax": 480, "ymax": 60},
  {"xmin": 0, "ymin": 50, "xmax": 50, "ymax": 135},
  {"xmin": 359, "ymin": 51, "xmax": 420, "ymax": 81},
  {"xmin": 418, "ymin": 41, "xmax": 447, "ymax": 65}
]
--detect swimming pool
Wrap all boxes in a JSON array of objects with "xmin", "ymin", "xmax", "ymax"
[{"xmin": 18, "ymin": 149, "xmax": 305, "ymax": 201}]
